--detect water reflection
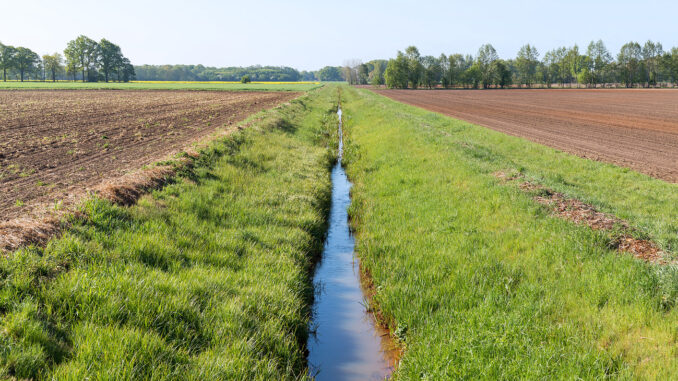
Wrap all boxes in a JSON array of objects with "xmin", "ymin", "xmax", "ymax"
[{"xmin": 307, "ymin": 107, "xmax": 395, "ymax": 380}]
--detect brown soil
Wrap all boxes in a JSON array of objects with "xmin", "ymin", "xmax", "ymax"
[
  {"xmin": 374, "ymin": 89, "xmax": 678, "ymax": 183},
  {"xmin": 0, "ymin": 90, "xmax": 298, "ymax": 223}
]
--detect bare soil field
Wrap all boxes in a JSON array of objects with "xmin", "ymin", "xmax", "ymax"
[
  {"xmin": 374, "ymin": 89, "xmax": 678, "ymax": 182},
  {"xmin": 0, "ymin": 90, "xmax": 298, "ymax": 221}
]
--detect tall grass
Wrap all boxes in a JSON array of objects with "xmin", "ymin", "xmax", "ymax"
[
  {"xmin": 0, "ymin": 86, "xmax": 338, "ymax": 379},
  {"xmin": 341, "ymin": 86, "xmax": 678, "ymax": 379}
]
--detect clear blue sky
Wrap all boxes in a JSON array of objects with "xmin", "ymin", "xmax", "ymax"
[{"xmin": 2, "ymin": 0, "xmax": 677, "ymax": 70}]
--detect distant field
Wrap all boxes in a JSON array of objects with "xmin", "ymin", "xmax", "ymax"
[
  {"xmin": 0, "ymin": 90, "xmax": 299, "ymax": 222},
  {"xmin": 0, "ymin": 81, "xmax": 321, "ymax": 91},
  {"xmin": 374, "ymin": 88, "xmax": 678, "ymax": 182}
]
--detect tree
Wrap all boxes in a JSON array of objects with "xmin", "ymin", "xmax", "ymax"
[
  {"xmin": 618, "ymin": 42, "xmax": 642, "ymax": 88},
  {"xmin": 447, "ymin": 54, "xmax": 469, "ymax": 88},
  {"xmin": 369, "ymin": 63, "xmax": 383, "ymax": 86},
  {"xmin": 438, "ymin": 53, "xmax": 449, "ymax": 88},
  {"xmin": 14, "ymin": 47, "xmax": 40, "ymax": 82},
  {"xmin": 357, "ymin": 63, "xmax": 369, "ymax": 85},
  {"xmin": 464, "ymin": 64, "xmax": 482, "ymax": 89},
  {"xmin": 585, "ymin": 40, "xmax": 612, "ymax": 86},
  {"xmin": 642, "ymin": 40, "xmax": 663, "ymax": 87},
  {"xmin": 384, "ymin": 51, "xmax": 409, "ymax": 89},
  {"xmin": 119, "ymin": 57, "xmax": 135, "ymax": 82},
  {"xmin": 42, "ymin": 53, "xmax": 64, "ymax": 82},
  {"xmin": 0, "ymin": 43, "xmax": 16, "ymax": 82},
  {"xmin": 405, "ymin": 46, "xmax": 423, "ymax": 89},
  {"xmin": 240, "ymin": 74, "xmax": 251, "ymax": 83},
  {"xmin": 65, "ymin": 35, "xmax": 98, "ymax": 82},
  {"xmin": 98, "ymin": 39, "xmax": 123, "ymax": 82},
  {"xmin": 493, "ymin": 60, "xmax": 512, "ymax": 88},
  {"xmin": 666, "ymin": 48, "xmax": 678, "ymax": 85},
  {"xmin": 516, "ymin": 44, "xmax": 539, "ymax": 87},
  {"xmin": 317, "ymin": 66, "xmax": 343, "ymax": 81},
  {"xmin": 564, "ymin": 45, "xmax": 585, "ymax": 86},
  {"xmin": 476, "ymin": 44, "xmax": 499, "ymax": 88},
  {"xmin": 543, "ymin": 47, "xmax": 568, "ymax": 87},
  {"xmin": 421, "ymin": 55, "xmax": 441, "ymax": 89}
]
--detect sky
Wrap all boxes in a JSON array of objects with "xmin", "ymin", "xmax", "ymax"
[{"xmin": 2, "ymin": 0, "xmax": 677, "ymax": 71}]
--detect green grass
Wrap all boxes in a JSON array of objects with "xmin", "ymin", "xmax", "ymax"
[
  {"xmin": 0, "ymin": 85, "xmax": 339, "ymax": 379},
  {"xmin": 341, "ymin": 86, "xmax": 678, "ymax": 379},
  {"xmin": 0, "ymin": 81, "xmax": 321, "ymax": 92}
]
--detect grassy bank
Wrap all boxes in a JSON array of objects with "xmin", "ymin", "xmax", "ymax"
[
  {"xmin": 0, "ymin": 81, "xmax": 321, "ymax": 91},
  {"xmin": 341, "ymin": 86, "xmax": 678, "ymax": 379},
  {"xmin": 0, "ymin": 86, "xmax": 338, "ymax": 379}
]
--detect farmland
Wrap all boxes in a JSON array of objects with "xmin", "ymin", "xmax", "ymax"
[
  {"xmin": 374, "ymin": 89, "xmax": 678, "ymax": 182},
  {"xmin": 0, "ymin": 81, "xmax": 321, "ymax": 91},
  {"xmin": 4, "ymin": 81, "xmax": 678, "ymax": 380},
  {"xmin": 0, "ymin": 85, "xmax": 337, "ymax": 379},
  {"xmin": 342, "ymin": 87, "xmax": 678, "ymax": 379},
  {"xmin": 0, "ymin": 90, "xmax": 298, "ymax": 222}
]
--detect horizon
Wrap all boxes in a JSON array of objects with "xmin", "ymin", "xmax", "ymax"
[{"xmin": 2, "ymin": 0, "xmax": 678, "ymax": 71}]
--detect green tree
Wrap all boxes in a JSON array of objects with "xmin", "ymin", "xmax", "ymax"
[
  {"xmin": 14, "ymin": 47, "xmax": 40, "ymax": 82},
  {"xmin": 421, "ymin": 55, "xmax": 441, "ymax": 89},
  {"xmin": 118, "ymin": 57, "xmax": 135, "ymax": 82},
  {"xmin": 564, "ymin": 44, "xmax": 585, "ymax": 86},
  {"xmin": 464, "ymin": 63, "xmax": 482, "ymax": 89},
  {"xmin": 666, "ymin": 48, "xmax": 678, "ymax": 85},
  {"xmin": 42, "ymin": 53, "xmax": 64, "ymax": 82},
  {"xmin": 586, "ymin": 40, "xmax": 612, "ymax": 86},
  {"xmin": 317, "ymin": 66, "xmax": 343, "ymax": 81},
  {"xmin": 405, "ymin": 46, "xmax": 423, "ymax": 89},
  {"xmin": 516, "ymin": 44, "xmax": 539, "ymax": 87},
  {"xmin": 447, "ymin": 54, "xmax": 469, "ymax": 88},
  {"xmin": 493, "ymin": 59, "xmax": 512, "ymax": 88},
  {"xmin": 438, "ymin": 53, "xmax": 449, "ymax": 88},
  {"xmin": 357, "ymin": 63, "xmax": 369, "ymax": 85},
  {"xmin": 98, "ymin": 39, "xmax": 123, "ymax": 82},
  {"xmin": 543, "ymin": 47, "xmax": 567, "ymax": 86},
  {"xmin": 240, "ymin": 74, "xmax": 251, "ymax": 83},
  {"xmin": 618, "ymin": 42, "xmax": 642, "ymax": 88},
  {"xmin": 642, "ymin": 40, "xmax": 663, "ymax": 87},
  {"xmin": 0, "ymin": 43, "xmax": 16, "ymax": 82},
  {"xmin": 369, "ymin": 63, "xmax": 384, "ymax": 86},
  {"xmin": 476, "ymin": 44, "xmax": 499, "ymax": 88},
  {"xmin": 384, "ymin": 51, "xmax": 409, "ymax": 89},
  {"xmin": 65, "ymin": 35, "xmax": 98, "ymax": 82}
]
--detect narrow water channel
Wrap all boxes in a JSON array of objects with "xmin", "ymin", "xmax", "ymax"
[{"xmin": 307, "ymin": 107, "xmax": 395, "ymax": 380}]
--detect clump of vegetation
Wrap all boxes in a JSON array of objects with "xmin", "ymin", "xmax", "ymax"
[{"xmin": 240, "ymin": 75, "xmax": 251, "ymax": 84}]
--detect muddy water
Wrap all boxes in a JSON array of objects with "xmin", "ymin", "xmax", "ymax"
[{"xmin": 307, "ymin": 107, "xmax": 395, "ymax": 380}]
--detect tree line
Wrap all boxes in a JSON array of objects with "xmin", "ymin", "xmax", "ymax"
[
  {"xmin": 0, "ymin": 35, "xmax": 134, "ymax": 82},
  {"xmin": 134, "ymin": 64, "xmax": 355, "ymax": 82},
  {"xmin": 346, "ymin": 40, "xmax": 678, "ymax": 89},
  {"xmin": 134, "ymin": 64, "xmax": 310, "ymax": 82}
]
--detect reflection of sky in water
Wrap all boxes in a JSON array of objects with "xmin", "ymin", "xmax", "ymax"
[{"xmin": 307, "ymin": 108, "xmax": 393, "ymax": 381}]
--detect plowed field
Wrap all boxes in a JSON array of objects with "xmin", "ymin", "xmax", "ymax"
[
  {"xmin": 374, "ymin": 89, "xmax": 678, "ymax": 182},
  {"xmin": 0, "ymin": 90, "xmax": 298, "ymax": 221}
]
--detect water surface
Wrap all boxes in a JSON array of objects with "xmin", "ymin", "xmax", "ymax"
[{"xmin": 307, "ymin": 107, "xmax": 395, "ymax": 380}]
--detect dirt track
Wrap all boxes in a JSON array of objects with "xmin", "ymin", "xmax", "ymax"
[
  {"xmin": 374, "ymin": 89, "xmax": 678, "ymax": 182},
  {"xmin": 0, "ymin": 90, "xmax": 298, "ymax": 221}
]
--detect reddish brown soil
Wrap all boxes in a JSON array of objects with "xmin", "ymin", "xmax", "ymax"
[
  {"xmin": 0, "ymin": 90, "xmax": 298, "ymax": 222},
  {"xmin": 374, "ymin": 89, "xmax": 678, "ymax": 182}
]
